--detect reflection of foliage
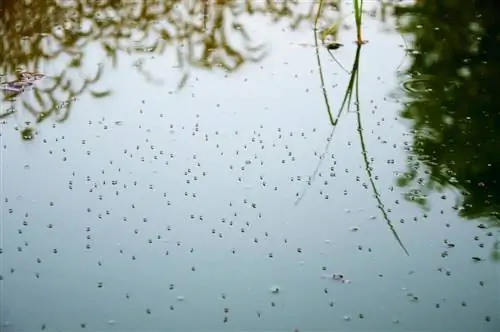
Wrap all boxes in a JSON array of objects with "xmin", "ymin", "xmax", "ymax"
[
  {"xmin": 243, "ymin": 0, "xmax": 340, "ymax": 30},
  {"xmin": 1, "ymin": 0, "xmax": 339, "ymax": 127},
  {"xmin": 394, "ymin": 1, "xmax": 500, "ymax": 230},
  {"xmin": 1, "ymin": 0, "xmax": 111, "ymax": 125}
]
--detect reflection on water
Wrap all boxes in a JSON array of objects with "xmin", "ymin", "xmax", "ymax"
[
  {"xmin": 395, "ymin": 0, "xmax": 500, "ymax": 258},
  {"xmin": 0, "ymin": 0, "xmax": 340, "ymax": 128},
  {"xmin": 1, "ymin": 0, "xmax": 499, "ymax": 331}
]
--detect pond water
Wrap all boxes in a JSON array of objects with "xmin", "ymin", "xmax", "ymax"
[{"xmin": 1, "ymin": 0, "xmax": 499, "ymax": 331}]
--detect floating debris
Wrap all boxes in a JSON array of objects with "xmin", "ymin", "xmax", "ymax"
[
  {"xmin": 332, "ymin": 273, "xmax": 344, "ymax": 280},
  {"xmin": 17, "ymin": 69, "xmax": 45, "ymax": 82},
  {"xmin": 0, "ymin": 80, "xmax": 32, "ymax": 93},
  {"xmin": 325, "ymin": 41, "xmax": 343, "ymax": 50},
  {"xmin": 269, "ymin": 286, "xmax": 280, "ymax": 294},
  {"xmin": 21, "ymin": 127, "xmax": 35, "ymax": 140},
  {"xmin": 0, "ymin": 69, "xmax": 45, "ymax": 96},
  {"xmin": 322, "ymin": 273, "xmax": 351, "ymax": 284}
]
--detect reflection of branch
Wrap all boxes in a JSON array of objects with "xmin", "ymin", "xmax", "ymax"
[
  {"xmin": 1, "ymin": 0, "xmax": 342, "ymax": 129},
  {"xmin": 19, "ymin": 64, "xmax": 108, "ymax": 123},
  {"xmin": 180, "ymin": 2, "xmax": 267, "ymax": 72},
  {"xmin": 0, "ymin": 0, "xmax": 274, "ymax": 124},
  {"xmin": 133, "ymin": 58, "xmax": 165, "ymax": 86},
  {"xmin": 350, "ymin": 45, "xmax": 409, "ymax": 255},
  {"xmin": 245, "ymin": 0, "xmax": 337, "ymax": 30}
]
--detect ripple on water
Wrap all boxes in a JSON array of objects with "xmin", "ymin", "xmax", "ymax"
[{"xmin": 401, "ymin": 75, "xmax": 433, "ymax": 96}]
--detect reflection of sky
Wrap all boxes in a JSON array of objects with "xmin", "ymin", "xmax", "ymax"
[{"xmin": 1, "ymin": 10, "xmax": 499, "ymax": 332}]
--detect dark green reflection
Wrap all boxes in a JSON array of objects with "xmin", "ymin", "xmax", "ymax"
[{"xmin": 394, "ymin": 0, "xmax": 500, "ymax": 258}]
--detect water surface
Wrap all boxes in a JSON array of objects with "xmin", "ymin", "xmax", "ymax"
[{"xmin": 1, "ymin": 1, "xmax": 499, "ymax": 331}]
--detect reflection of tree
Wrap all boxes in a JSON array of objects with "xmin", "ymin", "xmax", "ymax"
[
  {"xmin": 1, "ymin": 0, "xmax": 339, "ymax": 127},
  {"xmin": 394, "ymin": 1, "xmax": 500, "ymax": 237}
]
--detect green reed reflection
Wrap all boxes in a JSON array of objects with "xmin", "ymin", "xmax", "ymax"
[
  {"xmin": 349, "ymin": 44, "xmax": 409, "ymax": 255},
  {"xmin": 347, "ymin": 44, "xmax": 409, "ymax": 255},
  {"xmin": 310, "ymin": 28, "xmax": 409, "ymax": 254}
]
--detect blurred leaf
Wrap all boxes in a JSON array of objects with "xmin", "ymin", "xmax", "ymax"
[
  {"xmin": 34, "ymin": 88, "xmax": 46, "ymax": 108},
  {"xmin": 491, "ymin": 241, "xmax": 500, "ymax": 261},
  {"xmin": 396, "ymin": 176, "xmax": 410, "ymax": 187},
  {"xmin": 177, "ymin": 72, "xmax": 189, "ymax": 91},
  {"xmin": 320, "ymin": 16, "xmax": 345, "ymax": 43},
  {"xmin": 0, "ymin": 108, "xmax": 16, "ymax": 119},
  {"xmin": 70, "ymin": 57, "xmax": 81, "ymax": 67},
  {"xmin": 36, "ymin": 111, "xmax": 50, "ymax": 123},
  {"xmin": 90, "ymin": 90, "xmax": 112, "ymax": 98}
]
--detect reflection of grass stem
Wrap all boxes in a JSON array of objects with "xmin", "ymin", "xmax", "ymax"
[
  {"xmin": 337, "ymin": 45, "xmax": 361, "ymax": 114},
  {"xmin": 357, "ymin": 107, "xmax": 410, "ymax": 256},
  {"xmin": 347, "ymin": 45, "xmax": 409, "ymax": 255},
  {"xmin": 299, "ymin": 0, "xmax": 358, "ymax": 205},
  {"xmin": 314, "ymin": 0, "xmax": 335, "ymax": 126},
  {"xmin": 296, "ymin": 0, "xmax": 342, "ymax": 204},
  {"xmin": 295, "ymin": 126, "xmax": 336, "ymax": 206},
  {"xmin": 308, "ymin": 2, "xmax": 407, "ymax": 255},
  {"xmin": 327, "ymin": 49, "xmax": 351, "ymax": 74}
]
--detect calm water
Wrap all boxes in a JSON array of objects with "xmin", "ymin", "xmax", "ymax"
[{"xmin": 1, "ymin": 1, "xmax": 499, "ymax": 331}]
